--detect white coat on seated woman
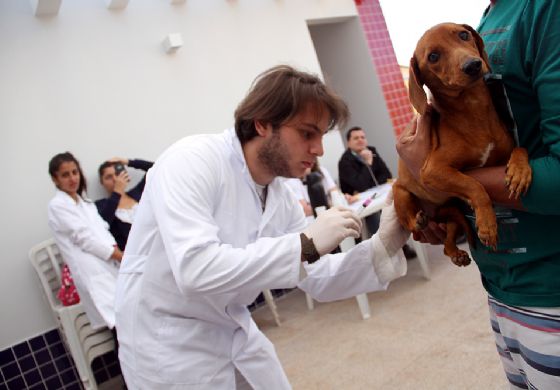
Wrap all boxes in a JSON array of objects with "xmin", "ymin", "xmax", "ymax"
[{"xmin": 47, "ymin": 152, "xmax": 122, "ymax": 329}]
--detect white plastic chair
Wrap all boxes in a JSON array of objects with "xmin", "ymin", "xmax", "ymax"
[
  {"xmin": 262, "ymin": 289, "xmax": 281, "ymax": 326},
  {"xmin": 29, "ymin": 238, "xmax": 116, "ymax": 390}
]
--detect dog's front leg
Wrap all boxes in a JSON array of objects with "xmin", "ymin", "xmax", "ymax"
[
  {"xmin": 393, "ymin": 181, "xmax": 428, "ymax": 233},
  {"xmin": 506, "ymin": 147, "xmax": 532, "ymax": 199},
  {"xmin": 421, "ymin": 166, "xmax": 497, "ymax": 249}
]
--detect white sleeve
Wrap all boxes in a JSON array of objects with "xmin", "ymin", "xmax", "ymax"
[
  {"xmin": 284, "ymin": 178, "xmax": 308, "ymax": 201},
  {"xmin": 297, "ymin": 234, "xmax": 406, "ymax": 302},
  {"xmin": 320, "ymin": 166, "xmax": 336, "ymax": 191},
  {"xmin": 48, "ymin": 199, "xmax": 114, "ymax": 261},
  {"xmin": 148, "ymin": 147, "xmax": 302, "ymax": 296}
]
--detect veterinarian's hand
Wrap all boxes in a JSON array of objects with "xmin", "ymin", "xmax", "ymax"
[
  {"xmin": 376, "ymin": 189, "xmax": 411, "ymax": 256},
  {"xmin": 303, "ymin": 206, "xmax": 362, "ymax": 256},
  {"xmin": 397, "ymin": 105, "xmax": 433, "ymax": 180}
]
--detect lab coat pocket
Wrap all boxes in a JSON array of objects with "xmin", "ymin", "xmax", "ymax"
[{"xmin": 155, "ymin": 316, "xmax": 233, "ymax": 384}]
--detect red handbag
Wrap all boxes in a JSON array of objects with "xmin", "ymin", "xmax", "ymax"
[{"xmin": 57, "ymin": 264, "xmax": 80, "ymax": 306}]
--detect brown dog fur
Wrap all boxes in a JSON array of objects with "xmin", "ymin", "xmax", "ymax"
[{"xmin": 393, "ymin": 23, "xmax": 532, "ymax": 266}]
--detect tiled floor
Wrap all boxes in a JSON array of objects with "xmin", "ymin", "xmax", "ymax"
[{"xmin": 252, "ymin": 242, "xmax": 508, "ymax": 390}]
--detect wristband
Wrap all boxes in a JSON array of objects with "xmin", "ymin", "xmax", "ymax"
[{"xmin": 300, "ymin": 233, "xmax": 320, "ymax": 264}]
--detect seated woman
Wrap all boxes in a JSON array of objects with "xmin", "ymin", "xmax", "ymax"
[
  {"xmin": 285, "ymin": 161, "xmax": 358, "ymax": 218},
  {"xmin": 47, "ymin": 152, "xmax": 122, "ymax": 330},
  {"xmin": 95, "ymin": 158, "xmax": 153, "ymax": 251}
]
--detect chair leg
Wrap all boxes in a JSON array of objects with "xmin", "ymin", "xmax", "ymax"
[
  {"xmin": 262, "ymin": 289, "xmax": 281, "ymax": 326},
  {"xmin": 355, "ymin": 293, "xmax": 371, "ymax": 320},
  {"xmin": 305, "ymin": 293, "xmax": 314, "ymax": 310}
]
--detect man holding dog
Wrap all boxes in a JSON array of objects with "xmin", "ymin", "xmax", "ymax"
[
  {"xmin": 114, "ymin": 65, "xmax": 411, "ymax": 389},
  {"xmin": 399, "ymin": 1, "xmax": 560, "ymax": 388}
]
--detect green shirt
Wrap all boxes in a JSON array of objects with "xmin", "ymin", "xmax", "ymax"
[{"xmin": 470, "ymin": 0, "xmax": 560, "ymax": 307}]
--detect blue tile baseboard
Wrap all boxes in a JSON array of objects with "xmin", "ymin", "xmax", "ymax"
[
  {"xmin": 0, "ymin": 290, "xmax": 290, "ymax": 389},
  {"xmin": 0, "ymin": 328, "xmax": 120, "ymax": 389}
]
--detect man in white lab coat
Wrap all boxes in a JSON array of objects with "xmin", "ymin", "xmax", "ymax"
[{"xmin": 115, "ymin": 65, "xmax": 410, "ymax": 389}]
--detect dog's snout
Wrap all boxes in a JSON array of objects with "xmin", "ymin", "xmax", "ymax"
[{"xmin": 462, "ymin": 59, "xmax": 482, "ymax": 77}]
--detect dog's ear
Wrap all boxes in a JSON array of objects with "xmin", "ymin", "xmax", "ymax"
[
  {"xmin": 408, "ymin": 56, "xmax": 427, "ymax": 115},
  {"xmin": 462, "ymin": 24, "xmax": 491, "ymax": 71}
]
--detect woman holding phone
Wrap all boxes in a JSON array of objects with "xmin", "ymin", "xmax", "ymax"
[
  {"xmin": 95, "ymin": 158, "xmax": 154, "ymax": 251},
  {"xmin": 47, "ymin": 152, "xmax": 122, "ymax": 330}
]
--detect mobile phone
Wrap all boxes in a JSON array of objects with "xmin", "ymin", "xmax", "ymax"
[{"xmin": 114, "ymin": 163, "xmax": 126, "ymax": 176}]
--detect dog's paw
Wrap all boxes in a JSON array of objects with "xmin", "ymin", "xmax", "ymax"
[
  {"xmin": 451, "ymin": 250, "xmax": 471, "ymax": 267},
  {"xmin": 505, "ymin": 164, "xmax": 532, "ymax": 199},
  {"xmin": 414, "ymin": 210, "xmax": 429, "ymax": 230},
  {"xmin": 506, "ymin": 148, "xmax": 532, "ymax": 199},
  {"xmin": 477, "ymin": 222, "xmax": 497, "ymax": 250}
]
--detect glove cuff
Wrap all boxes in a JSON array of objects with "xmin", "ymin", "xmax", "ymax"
[{"xmin": 371, "ymin": 235, "xmax": 407, "ymax": 284}]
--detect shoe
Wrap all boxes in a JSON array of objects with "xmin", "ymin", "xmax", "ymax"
[{"xmin": 402, "ymin": 244, "xmax": 417, "ymax": 260}]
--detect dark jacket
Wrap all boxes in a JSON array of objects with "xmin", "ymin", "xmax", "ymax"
[
  {"xmin": 95, "ymin": 159, "xmax": 153, "ymax": 251},
  {"xmin": 338, "ymin": 146, "xmax": 392, "ymax": 194}
]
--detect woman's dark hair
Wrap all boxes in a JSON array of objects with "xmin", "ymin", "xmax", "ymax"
[
  {"xmin": 346, "ymin": 126, "xmax": 363, "ymax": 141},
  {"xmin": 310, "ymin": 160, "xmax": 323, "ymax": 177},
  {"xmin": 234, "ymin": 65, "xmax": 349, "ymax": 144},
  {"xmin": 48, "ymin": 152, "xmax": 87, "ymax": 195}
]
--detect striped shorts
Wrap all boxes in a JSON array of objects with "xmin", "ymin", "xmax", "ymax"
[{"xmin": 488, "ymin": 296, "xmax": 560, "ymax": 389}]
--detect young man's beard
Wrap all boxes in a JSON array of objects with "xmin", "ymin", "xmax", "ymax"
[{"xmin": 257, "ymin": 131, "xmax": 293, "ymax": 178}]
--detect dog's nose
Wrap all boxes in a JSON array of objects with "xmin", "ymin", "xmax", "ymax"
[{"xmin": 462, "ymin": 58, "xmax": 482, "ymax": 76}]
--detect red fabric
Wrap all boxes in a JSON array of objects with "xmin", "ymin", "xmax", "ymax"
[{"xmin": 57, "ymin": 264, "xmax": 80, "ymax": 306}]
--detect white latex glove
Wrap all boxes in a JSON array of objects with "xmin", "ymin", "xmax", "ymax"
[
  {"xmin": 303, "ymin": 206, "xmax": 362, "ymax": 256},
  {"xmin": 376, "ymin": 188, "xmax": 411, "ymax": 256},
  {"xmin": 367, "ymin": 188, "xmax": 410, "ymax": 285}
]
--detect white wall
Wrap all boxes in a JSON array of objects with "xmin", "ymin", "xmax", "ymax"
[
  {"xmin": 309, "ymin": 19, "xmax": 399, "ymax": 177},
  {"xmin": 0, "ymin": 0, "xmax": 363, "ymax": 348}
]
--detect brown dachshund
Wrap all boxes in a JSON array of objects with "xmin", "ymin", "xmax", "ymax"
[{"xmin": 393, "ymin": 23, "xmax": 532, "ymax": 266}]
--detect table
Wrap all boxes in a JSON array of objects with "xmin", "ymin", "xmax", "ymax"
[{"xmin": 348, "ymin": 183, "xmax": 393, "ymax": 220}]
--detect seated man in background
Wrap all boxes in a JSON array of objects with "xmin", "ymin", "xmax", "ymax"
[
  {"xmin": 338, "ymin": 126, "xmax": 416, "ymax": 258},
  {"xmin": 96, "ymin": 158, "xmax": 153, "ymax": 251},
  {"xmin": 338, "ymin": 126, "xmax": 392, "ymax": 195}
]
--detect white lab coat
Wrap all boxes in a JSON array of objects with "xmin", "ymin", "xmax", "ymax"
[
  {"xmin": 48, "ymin": 190, "xmax": 119, "ymax": 329},
  {"xmin": 115, "ymin": 128, "xmax": 404, "ymax": 389}
]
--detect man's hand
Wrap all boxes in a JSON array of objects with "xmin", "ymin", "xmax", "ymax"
[
  {"xmin": 344, "ymin": 193, "xmax": 360, "ymax": 204},
  {"xmin": 359, "ymin": 148, "xmax": 374, "ymax": 165},
  {"xmin": 412, "ymin": 220, "xmax": 447, "ymax": 245},
  {"xmin": 303, "ymin": 206, "xmax": 362, "ymax": 256},
  {"xmin": 300, "ymin": 200, "xmax": 313, "ymax": 217},
  {"xmin": 396, "ymin": 106, "xmax": 433, "ymax": 180},
  {"xmin": 111, "ymin": 246, "xmax": 123, "ymax": 262}
]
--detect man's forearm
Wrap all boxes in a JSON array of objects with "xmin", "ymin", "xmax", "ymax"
[{"xmin": 466, "ymin": 166, "xmax": 525, "ymax": 210}]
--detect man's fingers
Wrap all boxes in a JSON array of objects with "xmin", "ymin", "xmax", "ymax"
[
  {"xmin": 398, "ymin": 118, "xmax": 418, "ymax": 144},
  {"xmin": 346, "ymin": 228, "xmax": 361, "ymax": 239},
  {"xmin": 419, "ymin": 221, "xmax": 447, "ymax": 244}
]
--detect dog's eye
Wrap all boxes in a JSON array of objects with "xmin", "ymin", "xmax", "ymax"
[
  {"xmin": 428, "ymin": 52, "xmax": 440, "ymax": 63},
  {"xmin": 459, "ymin": 31, "xmax": 470, "ymax": 41}
]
